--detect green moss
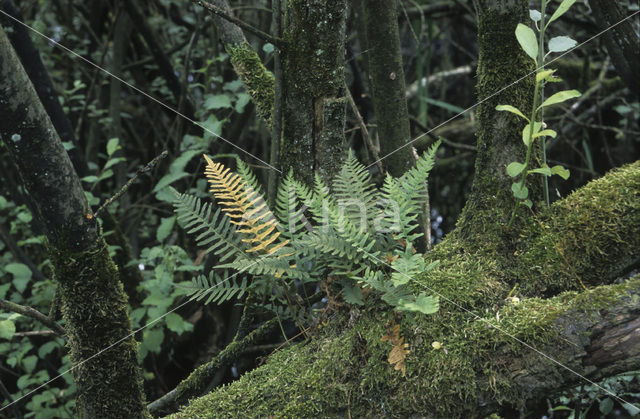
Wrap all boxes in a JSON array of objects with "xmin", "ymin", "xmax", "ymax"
[
  {"xmin": 51, "ymin": 239, "xmax": 148, "ymax": 418},
  {"xmin": 227, "ymin": 42, "xmax": 275, "ymax": 126}
]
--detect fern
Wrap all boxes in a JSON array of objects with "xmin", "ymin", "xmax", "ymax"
[
  {"xmin": 172, "ymin": 189, "xmax": 242, "ymax": 262},
  {"xmin": 174, "ymin": 145, "xmax": 442, "ymax": 318},
  {"xmin": 204, "ymin": 154, "xmax": 289, "ymax": 255},
  {"xmin": 183, "ymin": 270, "xmax": 247, "ymax": 305}
]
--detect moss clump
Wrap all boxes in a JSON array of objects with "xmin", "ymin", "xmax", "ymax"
[
  {"xmin": 51, "ymin": 239, "xmax": 148, "ymax": 418},
  {"xmin": 227, "ymin": 42, "xmax": 275, "ymax": 126}
]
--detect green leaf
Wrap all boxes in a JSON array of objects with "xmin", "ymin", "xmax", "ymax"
[
  {"xmin": 234, "ymin": 93, "xmax": 251, "ymax": 114},
  {"xmin": 38, "ymin": 341, "xmax": 60, "ymax": 358},
  {"xmin": 515, "ymin": 23, "xmax": 538, "ymax": 61},
  {"xmin": 398, "ymin": 294, "xmax": 439, "ymax": 315},
  {"xmin": 342, "ymin": 285, "xmax": 364, "ymax": 306},
  {"xmin": 106, "ymin": 138, "xmax": 120, "ymax": 156},
  {"xmin": 536, "ymin": 69, "xmax": 555, "ymax": 83},
  {"xmin": 6, "ymin": 263, "xmax": 32, "ymax": 293},
  {"xmin": 165, "ymin": 312, "xmax": 189, "ymax": 334},
  {"xmin": 0, "ymin": 319, "xmax": 15, "ymax": 340},
  {"xmin": 511, "ymin": 183, "xmax": 529, "ymax": 200},
  {"xmin": 529, "ymin": 9, "xmax": 542, "ymax": 22},
  {"xmin": 104, "ymin": 157, "xmax": 126, "ymax": 170},
  {"xmin": 533, "ymin": 129, "xmax": 557, "ymax": 139},
  {"xmin": 170, "ymin": 150, "xmax": 202, "ymax": 174},
  {"xmin": 548, "ymin": 36, "xmax": 577, "ymax": 53},
  {"xmin": 81, "ymin": 175, "xmax": 99, "ymax": 184},
  {"xmin": 142, "ymin": 328, "xmax": 164, "ymax": 354},
  {"xmin": 599, "ymin": 398, "xmax": 614, "ymax": 415},
  {"xmin": 506, "ymin": 162, "xmax": 525, "ymax": 177},
  {"xmin": 522, "ymin": 122, "xmax": 542, "ymax": 146},
  {"xmin": 157, "ymin": 216, "xmax": 176, "ymax": 242},
  {"xmin": 203, "ymin": 94, "xmax": 232, "ymax": 110},
  {"xmin": 262, "ymin": 43, "xmax": 274, "ymax": 53},
  {"xmin": 201, "ymin": 115, "xmax": 223, "ymax": 141},
  {"xmin": 495, "ymin": 104, "xmax": 529, "ymax": 121},
  {"xmin": 550, "ymin": 165, "xmax": 570, "ymax": 180},
  {"xmin": 528, "ymin": 167, "xmax": 552, "ymax": 176},
  {"xmin": 22, "ymin": 355, "xmax": 38, "ymax": 373},
  {"xmin": 538, "ymin": 89, "xmax": 581, "ymax": 111},
  {"xmin": 153, "ymin": 171, "xmax": 189, "ymax": 193},
  {"xmin": 547, "ymin": 0, "xmax": 577, "ymax": 26},
  {"xmin": 523, "ymin": 199, "xmax": 533, "ymax": 209}
]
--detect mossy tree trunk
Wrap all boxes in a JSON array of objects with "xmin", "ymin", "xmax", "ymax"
[
  {"xmin": 0, "ymin": 26, "xmax": 149, "ymax": 418},
  {"xmin": 361, "ymin": 0, "xmax": 414, "ymax": 177},
  {"xmin": 279, "ymin": 0, "xmax": 348, "ymax": 185},
  {"xmin": 165, "ymin": 0, "xmax": 640, "ymax": 416}
]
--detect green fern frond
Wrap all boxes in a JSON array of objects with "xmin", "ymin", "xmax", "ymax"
[
  {"xmin": 333, "ymin": 151, "xmax": 378, "ymax": 226},
  {"xmin": 172, "ymin": 189, "xmax": 242, "ymax": 262},
  {"xmin": 275, "ymin": 169, "xmax": 311, "ymax": 243},
  {"xmin": 184, "ymin": 270, "xmax": 247, "ymax": 305},
  {"xmin": 398, "ymin": 140, "xmax": 440, "ymax": 212}
]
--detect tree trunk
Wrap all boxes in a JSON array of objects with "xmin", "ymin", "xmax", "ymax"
[
  {"xmin": 0, "ymin": 25, "xmax": 149, "ymax": 418},
  {"xmin": 361, "ymin": 0, "xmax": 414, "ymax": 177},
  {"xmin": 588, "ymin": 0, "xmax": 640, "ymax": 95},
  {"xmin": 279, "ymin": 0, "xmax": 348, "ymax": 184}
]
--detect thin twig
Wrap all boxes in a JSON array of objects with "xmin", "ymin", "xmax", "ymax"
[
  {"xmin": 0, "ymin": 298, "xmax": 66, "ymax": 336},
  {"xmin": 93, "ymin": 151, "xmax": 168, "ymax": 218},
  {"xmin": 344, "ymin": 84, "xmax": 384, "ymax": 175},
  {"xmin": 194, "ymin": 0, "xmax": 284, "ymax": 47}
]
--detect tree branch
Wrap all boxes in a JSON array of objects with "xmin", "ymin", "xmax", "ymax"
[{"xmin": 0, "ymin": 298, "xmax": 66, "ymax": 336}]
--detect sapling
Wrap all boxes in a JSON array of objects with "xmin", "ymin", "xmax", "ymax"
[{"xmin": 496, "ymin": 0, "xmax": 581, "ymax": 227}]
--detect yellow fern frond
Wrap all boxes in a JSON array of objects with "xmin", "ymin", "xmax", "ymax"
[{"xmin": 203, "ymin": 154, "xmax": 289, "ymax": 255}]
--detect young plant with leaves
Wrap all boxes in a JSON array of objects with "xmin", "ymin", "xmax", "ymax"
[
  {"xmin": 172, "ymin": 141, "xmax": 442, "ymax": 322},
  {"xmin": 497, "ymin": 0, "xmax": 581, "ymax": 226}
]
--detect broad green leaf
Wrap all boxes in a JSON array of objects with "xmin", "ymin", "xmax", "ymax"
[
  {"xmin": 511, "ymin": 183, "xmax": 529, "ymax": 200},
  {"xmin": 165, "ymin": 312, "xmax": 188, "ymax": 334},
  {"xmin": 547, "ymin": 0, "xmax": 577, "ymax": 26},
  {"xmin": 201, "ymin": 115, "xmax": 223, "ymax": 142},
  {"xmin": 534, "ymin": 129, "xmax": 557, "ymax": 139},
  {"xmin": 496, "ymin": 104, "xmax": 529, "ymax": 121},
  {"xmin": 398, "ymin": 294, "xmax": 439, "ymax": 315},
  {"xmin": 203, "ymin": 94, "xmax": 232, "ymax": 110},
  {"xmin": 506, "ymin": 162, "xmax": 525, "ymax": 177},
  {"xmin": 522, "ymin": 122, "xmax": 541, "ymax": 146},
  {"xmin": 153, "ymin": 171, "xmax": 188, "ymax": 193},
  {"xmin": 536, "ymin": 69, "xmax": 555, "ymax": 83},
  {"xmin": 106, "ymin": 138, "xmax": 120, "ymax": 156},
  {"xmin": 170, "ymin": 150, "xmax": 202, "ymax": 174},
  {"xmin": 551, "ymin": 165, "xmax": 570, "ymax": 180},
  {"xmin": 548, "ymin": 36, "xmax": 577, "ymax": 53},
  {"xmin": 529, "ymin": 9, "xmax": 542, "ymax": 22},
  {"xmin": 515, "ymin": 23, "xmax": 538, "ymax": 61},
  {"xmin": 38, "ymin": 341, "xmax": 60, "ymax": 358},
  {"xmin": 0, "ymin": 319, "xmax": 15, "ymax": 340},
  {"xmin": 6, "ymin": 263, "xmax": 32, "ymax": 293},
  {"xmin": 528, "ymin": 167, "xmax": 552, "ymax": 176},
  {"xmin": 156, "ymin": 216, "xmax": 176, "ymax": 242},
  {"xmin": 538, "ymin": 90, "xmax": 581, "ymax": 110},
  {"xmin": 97, "ymin": 169, "xmax": 114, "ymax": 182},
  {"xmin": 81, "ymin": 175, "xmax": 99, "ymax": 184},
  {"xmin": 22, "ymin": 355, "xmax": 38, "ymax": 373},
  {"xmin": 342, "ymin": 285, "xmax": 364, "ymax": 306},
  {"xmin": 523, "ymin": 199, "xmax": 533, "ymax": 209},
  {"xmin": 142, "ymin": 328, "xmax": 164, "ymax": 354},
  {"xmin": 104, "ymin": 157, "xmax": 126, "ymax": 170},
  {"xmin": 599, "ymin": 398, "xmax": 614, "ymax": 415}
]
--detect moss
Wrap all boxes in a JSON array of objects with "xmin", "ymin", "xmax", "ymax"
[
  {"xmin": 227, "ymin": 42, "xmax": 275, "ymax": 126},
  {"xmin": 51, "ymin": 239, "xmax": 149, "ymax": 418},
  {"xmin": 514, "ymin": 162, "xmax": 640, "ymax": 296}
]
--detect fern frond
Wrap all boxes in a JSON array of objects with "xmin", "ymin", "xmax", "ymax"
[
  {"xmin": 172, "ymin": 189, "xmax": 242, "ymax": 262},
  {"xmin": 203, "ymin": 154, "xmax": 289, "ymax": 255},
  {"xmin": 333, "ymin": 150, "xmax": 378, "ymax": 227},
  {"xmin": 275, "ymin": 170, "xmax": 311, "ymax": 243},
  {"xmin": 398, "ymin": 140, "xmax": 440, "ymax": 213},
  {"xmin": 183, "ymin": 270, "xmax": 247, "ymax": 305}
]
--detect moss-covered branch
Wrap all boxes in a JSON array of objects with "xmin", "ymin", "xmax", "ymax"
[
  {"xmin": 195, "ymin": 0, "xmax": 275, "ymax": 126},
  {"xmin": 163, "ymin": 158, "xmax": 639, "ymax": 417}
]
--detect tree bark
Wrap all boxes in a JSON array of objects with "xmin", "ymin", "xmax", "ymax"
[
  {"xmin": 279, "ymin": 0, "xmax": 348, "ymax": 185},
  {"xmin": 588, "ymin": 0, "xmax": 640, "ymax": 96},
  {"xmin": 361, "ymin": 0, "xmax": 414, "ymax": 177},
  {"xmin": 0, "ymin": 25, "xmax": 149, "ymax": 418}
]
